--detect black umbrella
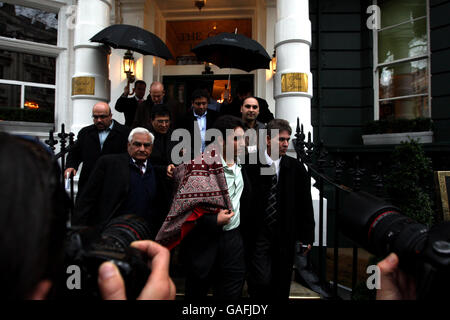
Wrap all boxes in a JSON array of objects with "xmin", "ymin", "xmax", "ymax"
[
  {"xmin": 90, "ymin": 24, "xmax": 173, "ymax": 60},
  {"xmin": 191, "ymin": 32, "xmax": 271, "ymax": 72}
]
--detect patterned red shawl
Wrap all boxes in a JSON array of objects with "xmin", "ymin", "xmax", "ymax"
[{"xmin": 155, "ymin": 151, "xmax": 233, "ymax": 250}]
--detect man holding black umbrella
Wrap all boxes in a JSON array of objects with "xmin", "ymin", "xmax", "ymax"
[{"xmin": 115, "ymin": 80, "xmax": 147, "ymax": 127}]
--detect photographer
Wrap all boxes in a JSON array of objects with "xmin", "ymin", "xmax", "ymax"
[{"xmin": 0, "ymin": 132, "xmax": 175, "ymax": 300}]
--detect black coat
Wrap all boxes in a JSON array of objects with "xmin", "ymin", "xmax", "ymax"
[
  {"xmin": 65, "ymin": 120, "xmax": 130, "ymax": 196},
  {"xmin": 73, "ymin": 153, "xmax": 169, "ymax": 238},
  {"xmin": 115, "ymin": 96, "xmax": 143, "ymax": 127},
  {"xmin": 175, "ymin": 109, "xmax": 220, "ymax": 160},
  {"xmin": 247, "ymin": 155, "xmax": 315, "ymax": 298}
]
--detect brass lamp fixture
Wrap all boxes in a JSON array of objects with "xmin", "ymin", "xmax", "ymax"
[
  {"xmin": 123, "ymin": 49, "xmax": 136, "ymax": 83},
  {"xmin": 194, "ymin": 0, "xmax": 206, "ymax": 11},
  {"xmin": 271, "ymin": 50, "xmax": 277, "ymax": 74}
]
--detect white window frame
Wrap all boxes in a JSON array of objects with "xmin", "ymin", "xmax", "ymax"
[
  {"xmin": 372, "ymin": 0, "xmax": 431, "ymax": 120},
  {"xmin": 0, "ymin": 0, "xmax": 72, "ymax": 129}
]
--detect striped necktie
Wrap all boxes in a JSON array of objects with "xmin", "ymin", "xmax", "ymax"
[{"xmin": 264, "ymin": 174, "xmax": 278, "ymax": 226}]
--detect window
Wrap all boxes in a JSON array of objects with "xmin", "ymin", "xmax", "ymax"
[
  {"xmin": 374, "ymin": 0, "xmax": 430, "ymax": 120},
  {"xmin": 0, "ymin": 1, "xmax": 58, "ymax": 123}
]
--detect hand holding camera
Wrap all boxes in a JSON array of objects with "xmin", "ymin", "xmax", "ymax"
[{"xmin": 98, "ymin": 240, "xmax": 175, "ymax": 300}]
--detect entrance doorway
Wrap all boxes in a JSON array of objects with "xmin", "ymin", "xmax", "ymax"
[{"xmin": 163, "ymin": 74, "xmax": 254, "ymax": 124}]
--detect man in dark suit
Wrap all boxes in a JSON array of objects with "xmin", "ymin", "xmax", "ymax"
[
  {"xmin": 145, "ymin": 104, "xmax": 178, "ymax": 167},
  {"xmin": 175, "ymin": 89, "xmax": 219, "ymax": 160},
  {"xmin": 246, "ymin": 119, "xmax": 315, "ymax": 300},
  {"xmin": 132, "ymin": 81, "xmax": 166, "ymax": 128},
  {"xmin": 73, "ymin": 127, "xmax": 169, "ymax": 237},
  {"xmin": 65, "ymin": 102, "xmax": 130, "ymax": 197},
  {"xmin": 115, "ymin": 80, "xmax": 147, "ymax": 127}
]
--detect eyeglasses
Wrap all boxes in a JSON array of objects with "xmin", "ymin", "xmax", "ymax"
[
  {"xmin": 244, "ymin": 104, "xmax": 259, "ymax": 110},
  {"xmin": 92, "ymin": 114, "xmax": 110, "ymax": 119},
  {"xmin": 132, "ymin": 141, "xmax": 152, "ymax": 147}
]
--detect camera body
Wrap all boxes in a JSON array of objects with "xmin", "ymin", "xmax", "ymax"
[
  {"xmin": 55, "ymin": 214, "xmax": 152, "ymax": 299},
  {"xmin": 341, "ymin": 191, "xmax": 450, "ymax": 299}
]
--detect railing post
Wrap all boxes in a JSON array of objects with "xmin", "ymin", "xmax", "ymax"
[{"xmin": 333, "ymin": 158, "xmax": 345, "ymax": 299}]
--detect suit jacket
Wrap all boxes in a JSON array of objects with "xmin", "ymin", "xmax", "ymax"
[
  {"xmin": 247, "ymin": 155, "xmax": 315, "ymax": 298},
  {"xmin": 175, "ymin": 108, "xmax": 220, "ymax": 160},
  {"xmin": 180, "ymin": 165, "xmax": 254, "ymax": 279},
  {"xmin": 115, "ymin": 96, "xmax": 143, "ymax": 127},
  {"xmin": 73, "ymin": 153, "xmax": 169, "ymax": 238},
  {"xmin": 66, "ymin": 120, "xmax": 130, "ymax": 196}
]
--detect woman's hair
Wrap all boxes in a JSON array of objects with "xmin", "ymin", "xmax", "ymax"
[{"xmin": 0, "ymin": 133, "xmax": 68, "ymax": 299}]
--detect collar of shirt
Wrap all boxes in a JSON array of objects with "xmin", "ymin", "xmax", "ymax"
[
  {"xmin": 135, "ymin": 96, "xmax": 144, "ymax": 103},
  {"xmin": 221, "ymin": 155, "xmax": 241, "ymax": 172},
  {"xmin": 264, "ymin": 150, "xmax": 281, "ymax": 178},
  {"xmin": 193, "ymin": 109, "xmax": 207, "ymax": 119},
  {"xmin": 131, "ymin": 158, "xmax": 147, "ymax": 174}
]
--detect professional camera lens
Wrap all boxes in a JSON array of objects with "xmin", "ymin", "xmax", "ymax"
[
  {"xmin": 341, "ymin": 191, "xmax": 428, "ymax": 266},
  {"xmin": 93, "ymin": 214, "xmax": 153, "ymax": 251}
]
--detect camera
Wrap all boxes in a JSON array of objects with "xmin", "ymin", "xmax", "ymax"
[
  {"xmin": 54, "ymin": 214, "xmax": 152, "ymax": 299},
  {"xmin": 340, "ymin": 191, "xmax": 450, "ymax": 299}
]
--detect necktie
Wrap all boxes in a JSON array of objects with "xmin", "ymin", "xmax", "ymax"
[
  {"xmin": 136, "ymin": 162, "xmax": 145, "ymax": 175},
  {"xmin": 264, "ymin": 174, "xmax": 278, "ymax": 226}
]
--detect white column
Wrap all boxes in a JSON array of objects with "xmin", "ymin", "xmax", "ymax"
[
  {"xmin": 71, "ymin": 0, "xmax": 112, "ymax": 134},
  {"xmin": 274, "ymin": 0, "xmax": 313, "ymax": 139},
  {"xmin": 275, "ymin": 0, "xmax": 325, "ymax": 247}
]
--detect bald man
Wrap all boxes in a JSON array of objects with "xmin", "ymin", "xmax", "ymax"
[
  {"xmin": 132, "ymin": 81, "xmax": 166, "ymax": 128},
  {"xmin": 65, "ymin": 102, "xmax": 131, "ymax": 196}
]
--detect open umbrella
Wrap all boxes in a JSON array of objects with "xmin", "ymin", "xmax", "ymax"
[
  {"xmin": 90, "ymin": 24, "xmax": 173, "ymax": 60},
  {"xmin": 191, "ymin": 32, "xmax": 271, "ymax": 72}
]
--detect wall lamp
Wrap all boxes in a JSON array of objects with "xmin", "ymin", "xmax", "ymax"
[{"xmin": 123, "ymin": 49, "xmax": 136, "ymax": 83}]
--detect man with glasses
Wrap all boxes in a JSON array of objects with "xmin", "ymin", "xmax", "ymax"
[
  {"xmin": 65, "ymin": 102, "xmax": 130, "ymax": 197},
  {"xmin": 73, "ymin": 127, "xmax": 168, "ymax": 237},
  {"xmin": 147, "ymin": 104, "xmax": 177, "ymax": 167},
  {"xmin": 175, "ymin": 89, "xmax": 219, "ymax": 160}
]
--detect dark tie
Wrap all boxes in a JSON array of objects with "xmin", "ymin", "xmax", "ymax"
[
  {"xmin": 264, "ymin": 173, "xmax": 278, "ymax": 226},
  {"xmin": 136, "ymin": 162, "xmax": 145, "ymax": 175}
]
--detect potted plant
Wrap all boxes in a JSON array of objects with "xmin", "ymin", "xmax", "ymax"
[{"xmin": 362, "ymin": 118, "xmax": 434, "ymax": 145}]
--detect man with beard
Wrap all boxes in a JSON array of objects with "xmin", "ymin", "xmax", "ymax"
[
  {"xmin": 220, "ymin": 80, "xmax": 274, "ymax": 124},
  {"xmin": 65, "ymin": 102, "xmax": 130, "ymax": 196}
]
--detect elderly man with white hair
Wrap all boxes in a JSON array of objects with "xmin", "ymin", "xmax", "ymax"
[{"xmin": 73, "ymin": 127, "xmax": 169, "ymax": 238}]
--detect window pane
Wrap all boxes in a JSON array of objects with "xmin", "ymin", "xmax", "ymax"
[
  {"xmin": 24, "ymin": 86, "xmax": 54, "ymax": 123},
  {"xmin": 0, "ymin": 84, "xmax": 54, "ymax": 123},
  {"xmin": 379, "ymin": 0, "xmax": 426, "ymax": 29},
  {"xmin": 379, "ymin": 96, "xmax": 429, "ymax": 120},
  {"xmin": 379, "ymin": 59, "xmax": 428, "ymax": 99},
  {"xmin": 0, "ymin": 49, "xmax": 56, "ymax": 84},
  {"xmin": 378, "ymin": 18, "xmax": 427, "ymax": 63},
  {"xmin": 0, "ymin": 83, "xmax": 21, "ymax": 109},
  {"xmin": 0, "ymin": 2, "xmax": 58, "ymax": 45}
]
